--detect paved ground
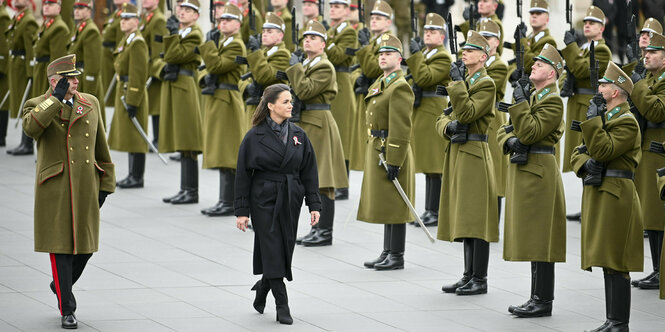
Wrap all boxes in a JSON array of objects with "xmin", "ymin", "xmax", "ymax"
[{"xmin": 2, "ymin": 106, "xmax": 664, "ymax": 332}]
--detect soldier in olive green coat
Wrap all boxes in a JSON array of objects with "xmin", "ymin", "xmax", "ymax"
[
  {"xmin": 271, "ymin": 0, "xmax": 294, "ymax": 51},
  {"xmin": 622, "ymin": 18, "xmax": 661, "ymax": 78},
  {"xmin": 198, "ymin": 4, "xmax": 247, "ymax": 217},
  {"xmin": 497, "ymin": 44, "xmax": 566, "ymax": 318},
  {"xmin": 102, "ymin": 0, "xmax": 130, "ymax": 106},
  {"xmin": 458, "ymin": 0, "xmax": 504, "ymax": 55},
  {"xmin": 0, "ymin": 1, "xmax": 10, "ymax": 146},
  {"xmin": 32, "ymin": 3, "xmax": 70, "ymax": 99},
  {"xmin": 239, "ymin": 0, "xmax": 264, "ymax": 45},
  {"xmin": 437, "ymin": 31, "xmax": 498, "ymax": 296},
  {"xmin": 286, "ymin": 20, "xmax": 347, "ymax": 247},
  {"xmin": 68, "ymin": 0, "xmax": 105, "ymax": 124},
  {"xmin": 141, "ymin": 0, "xmax": 168, "ymax": 147},
  {"xmin": 571, "ymin": 62, "xmax": 643, "ymax": 332},
  {"xmin": 405, "ymin": 13, "xmax": 450, "ymax": 227},
  {"xmin": 108, "ymin": 4, "xmax": 150, "ymax": 189}
]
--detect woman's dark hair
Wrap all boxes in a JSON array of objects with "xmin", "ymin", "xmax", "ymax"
[{"xmin": 252, "ymin": 83, "xmax": 291, "ymax": 126}]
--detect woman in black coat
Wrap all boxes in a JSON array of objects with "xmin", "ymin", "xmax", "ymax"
[{"xmin": 235, "ymin": 84, "xmax": 321, "ymax": 325}]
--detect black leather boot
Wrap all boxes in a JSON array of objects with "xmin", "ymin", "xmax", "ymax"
[
  {"xmin": 61, "ymin": 313, "xmax": 77, "ymax": 329},
  {"xmin": 456, "ymin": 239, "xmax": 488, "ymax": 295},
  {"xmin": 513, "ymin": 262, "xmax": 554, "ymax": 317},
  {"xmin": 374, "ymin": 224, "xmax": 405, "ymax": 270},
  {"xmin": 251, "ymin": 277, "xmax": 271, "ymax": 314},
  {"xmin": 364, "ymin": 224, "xmax": 391, "ymax": 268},
  {"xmin": 0, "ymin": 110, "xmax": 8, "ymax": 147},
  {"xmin": 163, "ymin": 152, "xmax": 187, "ymax": 203},
  {"xmin": 151, "ymin": 115, "xmax": 160, "ymax": 150},
  {"xmin": 417, "ymin": 175, "xmax": 432, "ymax": 226},
  {"xmin": 422, "ymin": 174, "xmax": 441, "ymax": 227},
  {"xmin": 497, "ymin": 196, "xmax": 503, "ymax": 220},
  {"xmin": 566, "ymin": 211, "xmax": 581, "ymax": 222},
  {"xmin": 171, "ymin": 153, "xmax": 198, "ymax": 204},
  {"xmin": 117, "ymin": 153, "xmax": 145, "ymax": 188},
  {"xmin": 510, "ymin": 262, "xmax": 537, "ymax": 313},
  {"xmin": 587, "ymin": 272, "xmax": 630, "ymax": 332},
  {"xmin": 637, "ymin": 230, "xmax": 662, "ymax": 289},
  {"xmin": 335, "ymin": 160, "xmax": 350, "ymax": 200},
  {"xmin": 269, "ymin": 278, "xmax": 293, "ymax": 325},
  {"xmin": 442, "ymin": 238, "xmax": 473, "ymax": 293},
  {"xmin": 296, "ymin": 227, "xmax": 318, "ymax": 245},
  {"xmin": 204, "ymin": 169, "xmax": 235, "ymax": 216},
  {"xmin": 302, "ymin": 195, "xmax": 333, "ymax": 246},
  {"xmin": 7, "ymin": 131, "xmax": 33, "ymax": 155}
]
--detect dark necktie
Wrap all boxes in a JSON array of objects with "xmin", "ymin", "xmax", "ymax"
[{"xmin": 66, "ymin": 100, "xmax": 73, "ymax": 107}]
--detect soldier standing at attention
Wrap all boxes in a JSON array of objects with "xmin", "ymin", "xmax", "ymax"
[
  {"xmin": 68, "ymin": 0, "xmax": 105, "ymax": 125},
  {"xmin": 271, "ymin": 0, "xmax": 294, "ymax": 51},
  {"xmin": 629, "ymin": 31, "xmax": 665, "ymax": 291},
  {"xmin": 197, "ymin": 3, "xmax": 247, "ymax": 216},
  {"xmin": 160, "ymin": 0, "xmax": 204, "ymax": 205},
  {"xmin": 359, "ymin": 33, "xmax": 415, "ymax": 270},
  {"xmin": 0, "ymin": 0, "xmax": 10, "ymax": 147},
  {"xmin": 141, "ymin": 0, "xmax": 168, "ymax": 149},
  {"xmin": 458, "ymin": 0, "xmax": 504, "ymax": 56},
  {"xmin": 437, "ymin": 31, "xmax": 498, "ymax": 296},
  {"xmin": 563, "ymin": 6, "xmax": 612, "ymax": 222},
  {"xmin": 498, "ymin": 44, "xmax": 566, "ymax": 318},
  {"xmin": 22, "ymin": 54, "xmax": 116, "ymax": 329},
  {"xmin": 623, "ymin": 18, "xmax": 662, "ymax": 76},
  {"xmin": 102, "ymin": 0, "xmax": 130, "ymax": 112},
  {"xmin": 60, "ymin": 0, "xmax": 74, "ymax": 31},
  {"xmin": 286, "ymin": 20, "xmax": 347, "ymax": 247},
  {"xmin": 302, "ymin": 0, "xmax": 321, "ymax": 25},
  {"xmin": 5, "ymin": 0, "xmax": 38, "ymax": 155},
  {"xmin": 405, "ymin": 12, "xmax": 450, "ymax": 227},
  {"xmin": 108, "ymin": 3, "xmax": 150, "ymax": 189},
  {"xmin": 571, "ymin": 62, "xmax": 643, "ymax": 332},
  {"xmin": 31, "ymin": 0, "xmax": 70, "ymax": 100},
  {"xmin": 326, "ymin": 0, "xmax": 356, "ymax": 200}
]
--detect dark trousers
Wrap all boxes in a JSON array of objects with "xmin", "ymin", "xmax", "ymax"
[{"xmin": 49, "ymin": 253, "xmax": 92, "ymax": 315}]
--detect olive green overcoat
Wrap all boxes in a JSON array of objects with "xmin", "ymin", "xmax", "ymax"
[
  {"xmin": 632, "ymin": 68, "xmax": 665, "ymax": 231},
  {"xmin": 357, "ymin": 69, "xmax": 415, "ymax": 224},
  {"xmin": 22, "ymin": 91, "xmax": 116, "ymax": 254},
  {"xmin": 241, "ymin": 6, "xmax": 264, "ymax": 45},
  {"xmin": 102, "ymin": 10, "xmax": 123, "ymax": 104},
  {"xmin": 140, "ymin": 8, "xmax": 168, "ymax": 116},
  {"xmin": 68, "ymin": 18, "xmax": 105, "ymax": 124},
  {"xmin": 286, "ymin": 54, "xmax": 348, "ymax": 190},
  {"xmin": 486, "ymin": 55, "xmax": 509, "ymax": 196},
  {"xmin": 32, "ymin": 16, "xmax": 69, "ymax": 100},
  {"xmin": 498, "ymin": 83, "xmax": 566, "ymax": 262},
  {"xmin": 198, "ymin": 33, "xmax": 247, "ymax": 169},
  {"xmin": 507, "ymin": 29, "xmax": 557, "ymax": 77},
  {"xmin": 658, "ymin": 168, "xmax": 665, "ymax": 299},
  {"xmin": 6, "ymin": 9, "xmax": 37, "ymax": 118},
  {"xmin": 436, "ymin": 68, "xmax": 499, "ymax": 242},
  {"xmin": 405, "ymin": 45, "xmax": 451, "ymax": 174},
  {"xmin": 108, "ymin": 31, "xmax": 150, "ymax": 153},
  {"xmin": 571, "ymin": 103, "xmax": 644, "ymax": 272}
]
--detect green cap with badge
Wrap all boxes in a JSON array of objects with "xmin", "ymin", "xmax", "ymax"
[
  {"xmin": 599, "ymin": 61, "xmax": 633, "ymax": 94},
  {"xmin": 646, "ymin": 31, "xmax": 665, "ymax": 51},
  {"xmin": 377, "ymin": 33, "xmax": 403, "ymax": 54},
  {"xmin": 533, "ymin": 43, "xmax": 564, "ymax": 76},
  {"xmin": 583, "ymin": 6, "xmax": 605, "ymax": 25},
  {"xmin": 462, "ymin": 30, "xmax": 490, "ymax": 55},
  {"xmin": 47, "ymin": 54, "xmax": 82, "ymax": 77}
]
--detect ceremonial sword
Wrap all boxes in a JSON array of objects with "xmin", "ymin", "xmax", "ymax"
[{"xmin": 121, "ymin": 96, "xmax": 168, "ymax": 165}]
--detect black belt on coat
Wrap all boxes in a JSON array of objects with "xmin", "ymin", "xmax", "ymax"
[
  {"xmin": 334, "ymin": 66, "xmax": 351, "ymax": 72},
  {"xmin": 529, "ymin": 146, "xmax": 555, "ymax": 154},
  {"xmin": 118, "ymin": 75, "xmax": 129, "ymax": 82},
  {"xmin": 10, "ymin": 49, "xmax": 26, "ymax": 56},
  {"xmin": 422, "ymin": 90, "xmax": 445, "ymax": 98},
  {"xmin": 370, "ymin": 129, "xmax": 388, "ymax": 138},
  {"xmin": 605, "ymin": 169, "xmax": 635, "ymax": 180},
  {"xmin": 102, "ymin": 41, "xmax": 116, "ymax": 48},
  {"xmin": 647, "ymin": 121, "xmax": 665, "ymax": 129},
  {"xmin": 574, "ymin": 88, "xmax": 595, "ymax": 95},
  {"xmin": 252, "ymin": 171, "xmax": 300, "ymax": 239},
  {"xmin": 467, "ymin": 134, "xmax": 488, "ymax": 142},
  {"xmin": 34, "ymin": 56, "xmax": 50, "ymax": 63},
  {"xmin": 216, "ymin": 83, "xmax": 239, "ymax": 91},
  {"xmin": 75, "ymin": 61, "xmax": 84, "ymax": 68},
  {"xmin": 304, "ymin": 104, "xmax": 330, "ymax": 110}
]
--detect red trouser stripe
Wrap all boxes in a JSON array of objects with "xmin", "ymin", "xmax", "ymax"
[{"xmin": 49, "ymin": 254, "xmax": 63, "ymax": 315}]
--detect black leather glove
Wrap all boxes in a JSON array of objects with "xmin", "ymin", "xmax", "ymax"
[
  {"xmin": 409, "ymin": 37, "xmax": 424, "ymax": 54},
  {"xmin": 631, "ymin": 69, "xmax": 643, "ymax": 84},
  {"xmin": 463, "ymin": 6, "xmax": 470, "ymax": 21},
  {"xmin": 248, "ymin": 34, "xmax": 261, "ymax": 52},
  {"xmin": 506, "ymin": 137, "xmax": 529, "ymax": 154},
  {"xmin": 445, "ymin": 120, "xmax": 460, "ymax": 136},
  {"xmin": 358, "ymin": 27, "xmax": 370, "ymax": 46},
  {"xmin": 289, "ymin": 53, "xmax": 301, "ymax": 66},
  {"xmin": 166, "ymin": 15, "xmax": 180, "ymax": 35},
  {"xmin": 206, "ymin": 28, "xmax": 221, "ymax": 46},
  {"xmin": 53, "ymin": 77, "xmax": 70, "ymax": 101},
  {"xmin": 564, "ymin": 29, "xmax": 576, "ymax": 46},
  {"xmin": 246, "ymin": 81, "xmax": 259, "ymax": 97},
  {"xmin": 386, "ymin": 164, "xmax": 400, "ymax": 181},
  {"xmin": 275, "ymin": 70, "xmax": 288, "ymax": 81},
  {"xmin": 125, "ymin": 104, "xmax": 138, "ymax": 118},
  {"xmin": 586, "ymin": 93, "xmax": 607, "ymax": 120},
  {"xmin": 513, "ymin": 82, "xmax": 528, "ymax": 103},
  {"xmin": 162, "ymin": 64, "xmax": 179, "ymax": 81},
  {"xmin": 503, "ymin": 41, "xmax": 514, "ymax": 49},
  {"xmin": 515, "ymin": 22, "xmax": 527, "ymax": 40},
  {"xmin": 449, "ymin": 60, "xmax": 465, "ymax": 82},
  {"xmin": 584, "ymin": 158, "xmax": 604, "ymax": 174},
  {"xmin": 98, "ymin": 191, "xmax": 109, "ymax": 208}
]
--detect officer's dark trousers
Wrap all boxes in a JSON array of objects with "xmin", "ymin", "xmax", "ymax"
[{"xmin": 49, "ymin": 253, "xmax": 92, "ymax": 315}]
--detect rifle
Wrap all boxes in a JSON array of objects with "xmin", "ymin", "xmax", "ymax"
[
  {"xmin": 626, "ymin": 1, "xmax": 640, "ymax": 64},
  {"xmin": 249, "ymin": 0, "xmax": 256, "ymax": 34},
  {"xmin": 469, "ymin": 0, "xmax": 476, "ymax": 30},
  {"xmin": 292, "ymin": 8, "xmax": 299, "ymax": 48},
  {"xmin": 358, "ymin": 1, "xmax": 364, "ymax": 25},
  {"xmin": 166, "ymin": 0, "xmax": 172, "ymax": 13},
  {"xmin": 560, "ymin": 0, "xmax": 575, "ymax": 97},
  {"xmin": 209, "ymin": 0, "xmax": 214, "ymax": 24},
  {"xmin": 320, "ymin": 0, "xmax": 327, "ymax": 27},
  {"xmin": 410, "ymin": 0, "xmax": 418, "ymax": 39}
]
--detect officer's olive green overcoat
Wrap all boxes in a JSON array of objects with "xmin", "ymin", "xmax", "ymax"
[
  {"xmin": 157, "ymin": 25, "xmax": 204, "ymax": 153},
  {"xmin": 108, "ymin": 31, "xmax": 150, "ymax": 153},
  {"xmin": 632, "ymin": 68, "xmax": 665, "ymax": 231},
  {"xmin": 102, "ymin": 10, "xmax": 123, "ymax": 104},
  {"xmin": 68, "ymin": 18, "xmax": 105, "ymax": 123},
  {"xmin": 286, "ymin": 54, "xmax": 348, "ymax": 190},
  {"xmin": 22, "ymin": 91, "xmax": 116, "ymax": 254},
  {"xmin": 571, "ymin": 103, "xmax": 644, "ymax": 272},
  {"xmin": 436, "ymin": 68, "xmax": 499, "ymax": 242},
  {"xmin": 486, "ymin": 55, "xmax": 509, "ymax": 196},
  {"xmin": 6, "ymin": 9, "xmax": 37, "ymax": 118},
  {"xmin": 405, "ymin": 45, "xmax": 451, "ymax": 174},
  {"xmin": 357, "ymin": 69, "xmax": 415, "ymax": 224},
  {"xmin": 498, "ymin": 83, "xmax": 566, "ymax": 262},
  {"xmin": 141, "ymin": 8, "xmax": 168, "ymax": 116},
  {"xmin": 561, "ymin": 40, "xmax": 611, "ymax": 172},
  {"xmin": 199, "ymin": 33, "xmax": 247, "ymax": 169}
]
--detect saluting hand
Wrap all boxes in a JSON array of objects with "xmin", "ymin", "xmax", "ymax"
[
  {"xmin": 236, "ymin": 216, "xmax": 250, "ymax": 232},
  {"xmin": 310, "ymin": 211, "xmax": 320, "ymax": 226}
]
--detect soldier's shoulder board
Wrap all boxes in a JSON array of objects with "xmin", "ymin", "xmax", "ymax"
[
  {"xmin": 336, "ymin": 22, "xmax": 348, "ymax": 33},
  {"xmin": 266, "ymin": 46, "xmax": 279, "ymax": 57},
  {"xmin": 223, "ymin": 36, "xmax": 234, "ymax": 47}
]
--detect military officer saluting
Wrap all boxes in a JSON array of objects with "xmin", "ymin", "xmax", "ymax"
[
  {"xmin": 159, "ymin": 0, "xmax": 204, "ymax": 205},
  {"xmin": 68, "ymin": 0, "xmax": 105, "ymax": 124},
  {"xmin": 197, "ymin": 3, "xmax": 247, "ymax": 217},
  {"xmin": 102, "ymin": 0, "xmax": 131, "ymax": 109},
  {"xmin": 5, "ymin": 0, "xmax": 38, "ymax": 155},
  {"xmin": 630, "ymin": 31, "xmax": 665, "ymax": 291},
  {"xmin": 405, "ymin": 13, "xmax": 451, "ymax": 227},
  {"xmin": 22, "ymin": 54, "xmax": 116, "ymax": 329},
  {"xmin": 359, "ymin": 33, "xmax": 415, "ymax": 270},
  {"xmin": 286, "ymin": 20, "xmax": 347, "ymax": 246},
  {"xmin": 437, "ymin": 31, "xmax": 498, "ymax": 296},
  {"xmin": 270, "ymin": 0, "xmax": 294, "ymax": 51},
  {"xmin": 571, "ymin": 62, "xmax": 643, "ymax": 332},
  {"xmin": 141, "ymin": 0, "xmax": 168, "ymax": 148},
  {"xmin": 498, "ymin": 44, "xmax": 566, "ymax": 318},
  {"xmin": 108, "ymin": 3, "xmax": 150, "ymax": 189}
]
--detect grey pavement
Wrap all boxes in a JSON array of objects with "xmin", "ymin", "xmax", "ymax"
[{"xmin": 1, "ymin": 107, "xmax": 664, "ymax": 332}]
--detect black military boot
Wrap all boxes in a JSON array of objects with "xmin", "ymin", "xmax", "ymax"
[
  {"xmin": 201, "ymin": 170, "xmax": 224, "ymax": 215},
  {"xmin": 0, "ymin": 110, "xmax": 8, "ymax": 147},
  {"xmin": 566, "ymin": 211, "xmax": 582, "ymax": 222},
  {"xmin": 171, "ymin": 153, "xmax": 199, "ymax": 204},
  {"xmin": 587, "ymin": 272, "xmax": 630, "ymax": 332},
  {"xmin": 7, "ymin": 131, "xmax": 33, "ymax": 155},
  {"xmin": 513, "ymin": 262, "xmax": 554, "ymax": 317},
  {"xmin": 269, "ymin": 278, "xmax": 293, "ymax": 325},
  {"xmin": 335, "ymin": 161, "xmax": 350, "ymax": 200},
  {"xmin": 163, "ymin": 154, "xmax": 187, "ymax": 203},
  {"xmin": 442, "ymin": 238, "xmax": 473, "ymax": 293},
  {"xmin": 302, "ymin": 195, "xmax": 334, "ymax": 246},
  {"xmin": 422, "ymin": 174, "xmax": 441, "ymax": 227},
  {"xmin": 296, "ymin": 226, "xmax": 318, "ymax": 245},
  {"xmin": 497, "ymin": 196, "xmax": 503, "ymax": 220},
  {"xmin": 509, "ymin": 262, "xmax": 537, "ymax": 314},
  {"xmin": 251, "ymin": 277, "xmax": 271, "ymax": 314},
  {"xmin": 636, "ymin": 230, "xmax": 662, "ymax": 289},
  {"xmin": 364, "ymin": 224, "xmax": 391, "ymax": 268},
  {"xmin": 151, "ymin": 115, "xmax": 160, "ymax": 150},
  {"xmin": 117, "ymin": 153, "xmax": 145, "ymax": 188},
  {"xmin": 456, "ymin": 239, "xmax": 489, "ymax": 295},
  {"xmin": 375, "ymin": 224, "xmax": 405, "ymax": 270},
  {"xmin": 204, "ymin": 169, "xmax": 235, "ymax": 216},
  {"xmin": 61, "ymin": 313, "xmax": 77, "ymax": 329}
]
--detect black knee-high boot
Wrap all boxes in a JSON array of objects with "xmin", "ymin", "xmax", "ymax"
[
  {"xmin": 151, "ymin": 115, "xmax": 160, "ymax": 148},
  {"xmin": 163, "ymin": 152, "xmax": 187, "ymax": 203},
  {"xmin": 204, "ymin": 169, "xmax": 235, "ymax": 216},
  {"xmin": 0, "ymin": 110, "xmax": 8, "ymax": 146},
  {"xmin": 335, "ymin": 160, "xmax": 350, "ymax": 200},
  {"xmin": 170, "ymin": 152, "xmax": 198, "ymax": 204},
  {"xmin": 7, "ymin": 131, "xmax": 33, "ymax": 155},
  {"xmin": 422, "ymin": 174, "xmax": 441, "ymax": 226},
  {"xmin": 442, "ymin": 238, "xmax": 474, "ymax": 293},
  {"xmin": 635, "ymin": 230, "xmax": 662, "ymax": 289},
  {"xmin": 513, "ymin": 262, "xmax": 554, "ymax": 317},
  {"xmin": 364, "ymin": 224, "xmax": 391, "ymax": 268},
  {"xmin": 251, "ymin": 276, "xmax": 271, "ymax": 314},
  {"xmin": 588, "ymin": 271, "xmax": 630, "ymax": 332},
  {"xmin": 456, "ymin": 238, "xmax": 489, "ymax": 295},
  {"xmin": 269, "ymin": 278, "xmax": 293, "ymax": 325},
  {"xmin": 418, "ymin": 175, "xmax": 432, "ymax": 223},
  {"xmin": 510, "ymin": 262, "xmax": 537, "ymax": 313},
  {"xmin": 117, "ymin": 153, "xmax": 145, "ymax": 188},
  {"xmin": 374, "ymin": 224, "xmax": 405, "ymax": 270},
  {"xmin": 302, "ymin": 195, "xmax": 334, "ymax": 246}
]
